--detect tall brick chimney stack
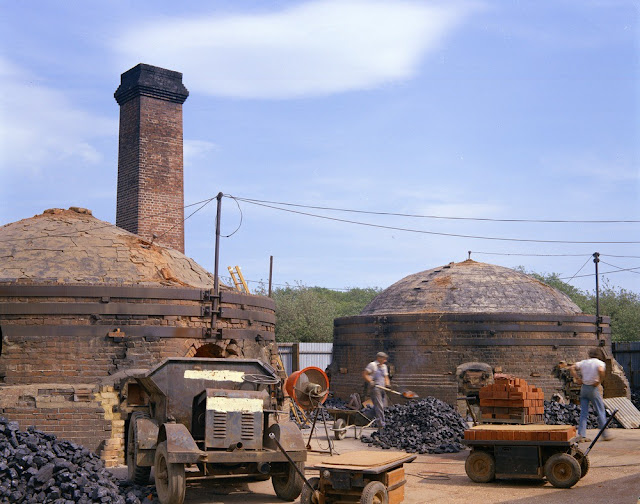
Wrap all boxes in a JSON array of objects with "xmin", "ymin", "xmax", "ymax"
[{"xmin": 114, "ymin": 64, "xmax": 189, "ymax": 252}]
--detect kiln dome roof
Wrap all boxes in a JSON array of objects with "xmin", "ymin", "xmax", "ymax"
[
  {"xmin": 0, "ymin": 207, "xmax": 215, "ymax": 288},
  {"xmin": 361, "ymin": 260, "xmax": 581, "ymax": 315}
]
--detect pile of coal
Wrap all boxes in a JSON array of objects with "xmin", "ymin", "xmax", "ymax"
[
  {"xmin": 544, "ymin": 401, "xmax": 620, "ymax": 428},
  {"xmin": 631, "ymin": 389, "xmax": 640, "ymax": 410},
  {"xmin": 0, "ymin": 416, "xmax": 158, "ymax": 504},
  {"xmin": 361, "ymin": 397, "xmax": 467, "ymax": 454}
]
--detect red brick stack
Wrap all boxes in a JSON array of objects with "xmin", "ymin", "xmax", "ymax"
[
  {"xmin": 464, "ymin": 424, "xmax": 576, "ymax": 442},
  {"xmin": 479, "ymin": 377, "xmax": 544, "ymax": 423}
]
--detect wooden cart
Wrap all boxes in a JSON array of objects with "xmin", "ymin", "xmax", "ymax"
[
  {"xmin": 462, "ymin": 424, "xmax": 594, "ymax": 488},
  {"xmin": 300, "ymin": 451, "xmax": 416, "ymax": 504}
]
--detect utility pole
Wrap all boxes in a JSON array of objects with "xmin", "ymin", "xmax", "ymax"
[
  {"xmin": 211, "ymin": 192, "xmax": 223, "ymax": 332},
  {"xmin": 593, "ymin": 252, "xmax": 601, "ymax": 342}
]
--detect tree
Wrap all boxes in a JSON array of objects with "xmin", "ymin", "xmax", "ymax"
[
  {"xmin": 270, "ymin": 284, "xmax": 380, "ymax": 342},
  {"xmin": 520, "ymin": 269, "xmax": 640, "ymax": 342}
]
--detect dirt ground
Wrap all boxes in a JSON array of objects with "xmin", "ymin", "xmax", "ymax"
[{"xmin": 111, "ymin": 427, "xmax": 640, "ymax": 504}]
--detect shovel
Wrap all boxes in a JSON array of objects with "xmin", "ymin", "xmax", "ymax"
[{"xmin": 375, "ymin": 385, "xmax": 419, "ymax": 399}]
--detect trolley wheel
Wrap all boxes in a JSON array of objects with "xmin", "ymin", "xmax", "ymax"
[
  {"xmin": 299, "ymin": 477, "xmax": 320, "ymax": 504},
  {"xmin": 154, "ymin": 441, "xmax": 186, "ymax": 504},
  {"xmin": 127, "ymin": 411, "xmax": 151, "ymax": 485},
  {"xmin": 360, "ymin": 480, "xmax": 388, "ymax": 504},
  {"xmin": 573, "ymin": 448, "xmax": 589, "ymax": 478},
  {"xmin": 272, "ymin": 461, "xmax": 305, "ymax": 501},
  {"xmin": 545, "ymin": 453, "xmax": 581, "ymax": 488},
  {"xmin": 334, "ymin": 418, "xmax": 347, "ymax": 440},
  {"xmin": 465, "ymin": 450, "xmax": 496, "ymax": 483}
]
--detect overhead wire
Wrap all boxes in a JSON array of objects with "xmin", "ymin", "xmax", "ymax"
[
  {"xmin": 231, "ymin": 196, "xmax": 640, "ymax": 224},
  {"xmin": 227, "ymin": 196, "xmax": 640, "ymax": 245}
]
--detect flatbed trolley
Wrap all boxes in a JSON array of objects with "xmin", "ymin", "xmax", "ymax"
[
  {"xmin": 302, "ymin": 451, "xmax": 416, "ymax": 504},
  {"xmin": 462, "ymin": 408, "xmax": 618, "ymax": 488}
]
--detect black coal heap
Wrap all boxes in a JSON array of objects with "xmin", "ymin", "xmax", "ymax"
[
  {"xmin": 0, "ymin": 416, "xmax": 158, "ymax": 504},
  {"xmin": 361, "ymin": 397, "xmax": 467, "ymax": 454}
]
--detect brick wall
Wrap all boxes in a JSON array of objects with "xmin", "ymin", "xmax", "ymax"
[
  {"xmin": 329, "ymin": 313, "xmax": 614, "ymax": 405},
  {"xmin": 115, "ymin": 64, "xmax": 188, "ymax": 253},
  {"xmin": 0, "ymin": 285, "xmax": 277, "ymax": 461}
]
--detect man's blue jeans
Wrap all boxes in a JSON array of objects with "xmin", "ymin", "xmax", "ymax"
[{"xmin": 578, "ymin": 384, "xmax": 606, "ymax": 437}]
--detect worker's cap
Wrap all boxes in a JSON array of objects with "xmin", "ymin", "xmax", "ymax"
[{"xmin": 376, "ymin": 352, "xmax": 389, "ymax": 359}]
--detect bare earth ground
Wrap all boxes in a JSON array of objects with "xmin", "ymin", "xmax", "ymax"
[{"xmin": 110, "ymin": 427, "xmax": 640, "ymax": 504}]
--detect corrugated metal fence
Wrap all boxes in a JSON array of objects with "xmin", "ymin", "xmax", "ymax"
[
  {"xmin": 278, "ymin": 342, "xmax": 333, "ymax": 376},
  {"xmin": 613, "ymin": 342, "xmax": 640, "ymax": 389}
]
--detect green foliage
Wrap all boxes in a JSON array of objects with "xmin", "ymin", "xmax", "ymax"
[
  {"xmin": 270, "ymin": 284, "xmax": 380, "ymax": 342},
  {"xmin": 519, "ymin": 269, "xmax": 640, "ymax": 342}
]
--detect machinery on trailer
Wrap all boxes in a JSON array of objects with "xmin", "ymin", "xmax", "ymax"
[{"xmin": 121, "ymin": 357, "xmax": 306, "ymax": 504}]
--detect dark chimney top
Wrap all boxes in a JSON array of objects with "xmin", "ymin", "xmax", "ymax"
[{"xmin": 115, "ymin": 63, "xmax": 189, "ymax": 253}]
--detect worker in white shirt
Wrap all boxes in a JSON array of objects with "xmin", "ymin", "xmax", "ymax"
[
  {"xmin": 570, "ymin": 348, "xmax": 612, "ymax": 442},
  {"xmin": 363, "ymin": 352, "xmax": 390, "ymax": 428}
]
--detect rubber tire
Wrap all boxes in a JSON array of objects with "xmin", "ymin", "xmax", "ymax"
[
  {"xmin": 360, "ymin": 481, "xmax": 388, "ymax": 504},
  {"xmin": 573, "ymin": 449, "xmax": 589, "ymax": 478},
  {"xmin": 127, "ymin": 412, "xmax": 152, "ymax": 485},
  {"xmin": 465, "ymin": 450, "xmax": 496, "ymax": 483},
  {"xmin": 154, "ymin": 441, "xmax": 186, "ymax": 504},
  {"xmin": 272, "ymin": 461, "xmax": 305, "ymax": 501},
  {"xmin": 334, "ymin": 418, "xmax": 347, "ymax": 440},
  {"xmin": 545, "ymin": 453, "xmax": 581, "ymax": 488},
  {"xmin": 299, "ymin": 477, "xmax": 320, "ymax": 504}
]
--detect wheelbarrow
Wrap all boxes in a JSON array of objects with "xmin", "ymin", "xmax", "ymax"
[{"xmin": 326, "ymin": 408, "xmax": 376, "ymax": 440}]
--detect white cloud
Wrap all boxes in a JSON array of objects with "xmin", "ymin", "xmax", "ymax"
[
  {"xmin": 113, "ymin": 0, "xmax": 477, "ymax": 99},
  {"xmin": 0, "ymin": 58, "xmax": 116, "ymax": 174},
  {"xmin": 184, "ymin": 139, "xmax": 219, "ymax": 165}
]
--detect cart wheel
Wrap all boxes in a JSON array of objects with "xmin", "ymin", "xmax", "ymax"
[
  {"xmin": 272, "ymin": 461, "xmax": 305, "ymax": 501},
  {"xmin": 465, "ymin": 450, "xmax": 496, "ymax": 483},
  {"xmin": 154, "ymin": 441, "xmax": 186, "ymax": 504},
  {"xmin": 360, "ymin": 481, "xmax": 388, "ymax": 504},
  {"xmin": 299, "ymin": 477, "xmax": 320, "ymax": 504},
  {"xmin": 334, "ymin": 418, "xmax": 347, "ymax": 440},
  {"xmin": 573, "ymin": 448, "xmax": 589, "ymax": 478},
  {"xmin": 545, "ymin": 453, "xmax": 581, "ymax": 488},
  {"xmin": 127, "ymin": 412, "xmax": 151, "ymax": 485}
]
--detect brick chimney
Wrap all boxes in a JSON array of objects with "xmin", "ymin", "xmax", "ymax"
[{"xmin": 114, "ymin": 64, "xmax": 189, "ymax": 252}]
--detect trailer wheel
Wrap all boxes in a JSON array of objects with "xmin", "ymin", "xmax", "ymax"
[
  {"xmin": 334, "ymin": 418, "xmax": 347, "ymax": 440},
  {"xmin": 272, "ymin": 461, "xmax": 305, "ymax": 501},
  {"xmin": 154, "ymin": 441, "xmax": 186, "ymax": 504},
  {"xmin": 360, "ymin": 481, "xmax": 388, "ymax": 504},
  {"xmin": 127, "ymin": 412, "xmax": 152, "ymax": 485},
  {"xmin": 573, "ymin": 449, "xmax": 589, "ymax": 478},
  {"xmin": 299, "ymin": 477, "xmax": 320, "ymax": 504},
  {"xmin": 545, "ymin": 453, "xmax": 581, "ymax": 488},
  {"xmin": 465, "ymin": 450, "xmax": 496, "ymax": 483}
]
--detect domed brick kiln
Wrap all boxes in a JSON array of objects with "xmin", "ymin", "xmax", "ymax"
[
  {"xmin": 0, "ymin": 64, "xmax": 280, "ymax": 466},
  {"xmin": 329, "ymin": 260, "xmax": 629, "ymax": 406}
]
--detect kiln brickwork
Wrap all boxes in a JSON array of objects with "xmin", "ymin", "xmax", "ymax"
[
  {"xmin": 115, "ymin": 64, "xmax": 188, "ymax": 252},
  {"xmin": 329, "ymin": 260, "xmax": 626, "ymax": 406},
  {"xmin": 0, "ymin": 208, "xmax": 278, "ymax": 464}
]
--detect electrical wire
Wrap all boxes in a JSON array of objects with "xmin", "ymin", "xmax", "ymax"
[
  {"xmin": 153, "ymin": 198, "xmax": 215, "ymax": 243},
  {"xmin": 230, "ymin": 196, "xmax": 639, "ymax": 224},
  {"xmin": 228, "ymin": 197, "xmax": 640, "ymax": 245},
  {"xmin": 559, "ymin": 266, "xmax": 640, "ymax": 280},
  {"xmin": 221, "ymin": 195, "xmax": 243, "ymax": 238},
  {"xmin": 471, "ymin": 251, "xmax": 640, "ymax": 259},
  {"xmin": 566, "ymin": 256, "xmax": 594, "ymax": 283},
  {"xmin": 600, "ymin": 260, "xmax": 640, "ymax": 276}
]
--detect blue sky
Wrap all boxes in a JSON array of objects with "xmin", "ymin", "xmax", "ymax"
[{"xmin": 1, "ymin": 0, "xmax": 638, "ymax": 294}]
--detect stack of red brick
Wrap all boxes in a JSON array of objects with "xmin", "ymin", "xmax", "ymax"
[
  {"xmin": 464, "ymin": 424, "xmax": 576, "ymax": 441},
  {"xmin": 479, "ymin": 377, "xmax": 544, "ymax": 423}
]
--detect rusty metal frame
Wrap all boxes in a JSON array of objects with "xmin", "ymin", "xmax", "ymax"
[
  {"xmin": 1, "ymin": 324, "xmax": 275, "ymax": 341},
  {"xmin": 0, "ymin": 284, "xmax": 208, "ymax": 300},
  {"xmin": 220, "ymin": 291, "xmax": 276, "ymax": 311},
  {"xmin": 0, "ymin": 302, "xmax": 205, "ymax": 316},
  {"xmin": 219, "ymin": 307, "xmax": 276, "ymax": 325},
  {"xmin": 335, "ymin": 313, "xmax": 611, "ymax": 325}
]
